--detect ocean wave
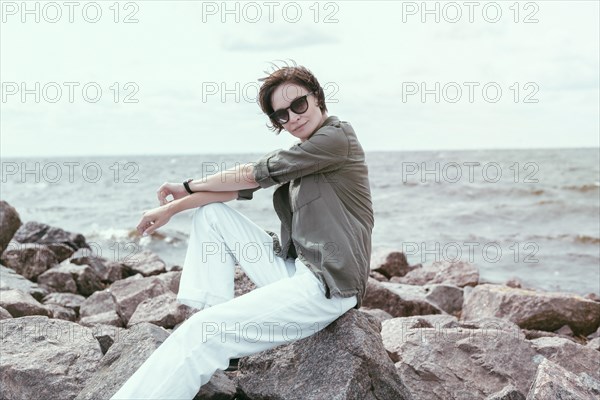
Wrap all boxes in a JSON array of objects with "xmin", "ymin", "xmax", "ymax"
[
  {"xmin": 525, "ymin": 233, "xmax": 600, "ymax": 245},
  {"xmin": 562, "ymin": 183, "xmax": 600, "ymax": 193}
]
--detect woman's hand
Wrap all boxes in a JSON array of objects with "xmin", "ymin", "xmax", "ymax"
[
  {"xmin": 137, "ymin": 204, "xmax": 173, "ymax": 236},
  {"xmin": 157, "ymin": 182, "xmax": 189, "ymax": 206}
]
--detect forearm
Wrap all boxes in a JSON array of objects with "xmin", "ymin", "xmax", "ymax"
[
  {"xmin": 166, "ymin": 190, "xmax": 238, "ymax": 216},
  {"xmin": 188, "ymin": 163, "xmax": 258, "ymax": 192}
]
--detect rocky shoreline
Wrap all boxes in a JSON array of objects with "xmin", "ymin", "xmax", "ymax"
[{"xmin": 1, "ymin": 200, "xmax": 598, "ymax": 399}]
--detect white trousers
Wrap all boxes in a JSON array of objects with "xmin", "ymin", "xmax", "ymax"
[{"xmin": 111, "ymin": 202, "xmax": 357, "ymax": 400}]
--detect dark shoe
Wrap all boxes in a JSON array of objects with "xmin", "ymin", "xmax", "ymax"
[{"xmin": 225, "ymin": 358, "xmax": 239, "ymax": 372}]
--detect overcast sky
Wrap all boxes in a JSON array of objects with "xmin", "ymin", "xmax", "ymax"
[{"xmin": 1, "ymin": 0, "xmax": 598, "ymax": 157}]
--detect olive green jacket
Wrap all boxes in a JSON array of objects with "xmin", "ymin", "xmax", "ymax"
[{"xmin": 237, "ymin": 116, "xmax": 373, "ymax": 309}]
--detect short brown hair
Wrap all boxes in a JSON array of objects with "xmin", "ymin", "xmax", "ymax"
[{"xmin": 258, "ymin": 61, "xmax": 327, "ymax": 134}]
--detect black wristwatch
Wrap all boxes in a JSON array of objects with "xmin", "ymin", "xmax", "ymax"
[{"xmin": 183, "ymin": 178, "xmax": 194, "ymax": 194}]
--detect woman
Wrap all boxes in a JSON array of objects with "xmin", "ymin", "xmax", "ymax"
[{"xmin": 111, "ymin": 64, "xmax": 374, "ymax": 399}]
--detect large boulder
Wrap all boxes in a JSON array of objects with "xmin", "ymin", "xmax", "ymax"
[
  {"xmin": 235, "ymin": 309, "xmax": 413, "ymax": 399},
  {"xmin": 79, "ymin": 288, "xmax": 123, "ymax": 327},
  {"xmin": 121, "ymin": 249, "xmax": 167, "ymax": 277},
  {"xmin": 462, "ymin": 284, "xmax": 600, "ymax": 336},
  {"xmin": 1, "ymin": 316, "xmax": 104, "ymax": 400},
  {"xmin": 0, "ymin": 289, "xmax": 51, "ymax": 317},
  {"xmin": 525, "ymin": 358, "xmax": 600, "ymax": 399},
  {"xmin": 361, "ymin": 278, "xmax": 444, "ymax": 318},
  {"xmin": 0, "ymin": 242, "xmax": 58, "ymax": 280},
  {"xmin": 391, "ymin": 260, "xmax": 479, "ymax": 287},
  {"xmin": 0, "ymin": 200, "xmax": 22, "ymax": 254},
  {"xmin": 0, "ymin": 264, "xmax": 48, "ymax": 301},
  {"xmin": 12, "ymin": 221, "xmax": 87, "ymax": 250},
  {"xmin": 110, "ymin": 275, "xmax": 172, "ymax": 325},
  {"xmin": 529, "ymin": 336, "xmax": 600, "ymax": 380},
  {"xmin": 38, "ymin": 262, "xmax": 105, "ymax": 296},
  {"xmin": 383, "ymin": 317, "xmax": 536, "ymax": 399},
  {"xmin": 127, "ymin": 292, "xmax": 194, "ymax": 328},
  {"xmin": 370, "ymin": 250, "xmax": 419, "ymax": 279}
]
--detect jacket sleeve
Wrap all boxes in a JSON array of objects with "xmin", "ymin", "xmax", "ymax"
[
  {"xmin": 236, "ymin": 187, "xmax": 261, "ymax": 201},
  {"xmin": 252, "ymin": 124, "xmax": 350, "ymax": 189}
]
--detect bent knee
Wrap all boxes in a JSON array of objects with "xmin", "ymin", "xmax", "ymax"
[{"xmin": 194, "ymin": 202, "xmax": 232, "ymax": 223}]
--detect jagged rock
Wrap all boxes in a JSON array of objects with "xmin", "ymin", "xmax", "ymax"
[
  {"xmin": 69, "ymin": 253, "xmax": 124, "ymax": 283},
  {"xmin": 369, "ymin": 270, "xmax": 389, "ymax": 282},
  {"xmin": 1, "ymin": 316, "xmax": 104, "ymax": 400},
  {"xmin": 422, "ymin": 284, "xmax": 463, "ymax": 315},
  {"xmin": 505, "ymin": 278, "xmax": 524, "ymax": 289},
  {"xmin": 0, "ymin": 306, "xmax": 12, "ymax": 319},
  {"xmin": 193, "ymin": 370, "xmax": 237, "ymax": 400},
  {"xmin": 88, "ymin": 324, "xmax": 128, "ymax": 355},
  {"xmin": 236, "ymin": 309, "xmax": 413, "ymax": 399},
  {"xmin": 361, "ymin": 278, "xmax": 442, "ymax": 318},
  {"xmin": 121, "ymin": 249, "xmax": 166, "ymax": 277},
  {"xmin": 529, "ymin": 336, "xmax": 600, "ymax": 380},
  {"xmin": 110, "ymin": 275, "xmax": 171, "ymax": 325},
  {"xmin": 42, "ymin": 292, "xmax": 86, "ymax": 317},
  {"xmin": 525, "ymin": 358, "xmax": 600, "ymax": 399},
  {"xmin": 370, "ymin": 250, "xmax": 418, "ymax": 279},
  {"xmin": 383, "ymin": 317, "xmax": 537, "ymax": 399},
  {"xmin": 0, "ymin": 264, "xmax": 48, "ymax": 301},
  {"xmin": 0, "ymin": 288, "xmax": 51, "ymax": 317},
  {"xmin": 127, "ymin": 292, "xmax": 193, "ymax": 329},
  {"xmin": 587, "ymin": 337, "xmax": 600, "ymax": 351},
  {"xmin": 462, "ymin": 284, "xmax": 600, "ymax": 336},
  {"xmin": 234, "ymin": 265, "xmax": 256, "ymax": 297},
  {"xmin": 12, "ymin": 220, "xmax": 87, "ymax": 250},
  {"xmin": 391, "ymin": 260, "xmax": 479, "ymax": 287},
  {"xmin": 38, "ymin": 262, "xmax": 104, "ymax": 296},
  {"xmin": 0, "ymin": 201, "xmax": 22, "ymax": 254},
  {"xmin": 0, "ymin": 242, "xmax": 58, "ymax": 280},
  {"xmin": 79, "ymin": 288, "xmax": 123, "ymax": 327},
  {"xmin": 485, "ymin": 384, "xmax": 526, "ymax": 400},
  {"xmin": 359, "ymin": 307, "xmax": 394, "ymax": 323},
  {"xmin": 45, "ymin": 242, "xmax": 76, "ymax": 263},
  {"xmin": 154, "ymin": 270, "xmax": 182, "ymax": 294},
  {"xmin": 47, "ymin": 303, "xmax": 77, "ymax": 321}
]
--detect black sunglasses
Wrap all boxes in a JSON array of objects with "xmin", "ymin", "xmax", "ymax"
[{"xmin": 269, "ymin": 90, "xmax": 317, "ymax": 125}]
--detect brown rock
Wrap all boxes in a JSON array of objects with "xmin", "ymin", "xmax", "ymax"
[
  {"xmin": 529, "ymin": 336, "xmax": 600, "ymax": 380},
  {"xmin": 369, "ymin": 270, "xmax": 389, "ymax": 282},
  {"xmin": 110, "ymin": 275, "xmax": 171, "ymax": 325},
  {"xmin": 0, "ymin": 264, "xmax": 48, "ymax": 301},
  {"xmin": 587, "ymin": 337, "xmax": 600, "ymax": 351},
  {"xmin": 12, "ymin": 220, "xmax": 87, "ymax": 250},
  {"xmin": 38, "ymin": 262, "xmax": 104, "ymax": 296},
  {"xmin": 127, "ymin": 292, "xmax": 193, "ymax": 329},
  {"xmin": 462, "ymin": 284, "xmax": 600, "ymax": 336},
  {"xmin": 0, "ymin": 242, "xmax": 58, "ymax": 280},
  {"xmin": 0, "ymin": 306, "xmax": 12, "ymax": 319},
  {"xmin": 359, "ymin": 307, "xmax": 394, "ymax": 323},
  {"xmin": 485, "ymin": 384, "xmax": 526, "ymax": 400},
  {"xmin": 42, "ymin": 292, "xmax": 86, "ymax": 317},
  {"xmin": 1, "ymin": 316, "xmax": 104, "ymax": 400},
  {"xmin": 362, "ymin": 278, "xmax": 442, "ymax": 318},
  {"xmin": 122, "ymin": 249, "xmax": 166, "ymax": 277},
  {"xmin": 0, "ymin": 288, "xmax": 51, "ymax": 317},
  {"xmin": 391, "ymin": 260, "xmax": 479, "ymax": 287},
  {"xmin": 47, "ymin": 303, "xmax": 77, "ymax": 321},
  {"xmin": 154, "ymin": 270, "xmax": 182, "ymax": 294},
  {"xmin": 234, "ymin": 265, "xmax": 256, "ymax": 297},
  {"xmin": 525, "ymin": 358, "xmax": 600, "ymax": 399},
  {"xmin": 370, "ymin": 250, "xmax": 418, "ymax": 279},
  {"xmin": 0, "ymin": 201, "xmax": 22, "ymax": 254},
  {"xmin": 79, "ymin": 289, "xmax": 118, "ymax": 318},
  {"xmin": 236, "ymin": 309, "xmax": 413, "ymax": 399}
]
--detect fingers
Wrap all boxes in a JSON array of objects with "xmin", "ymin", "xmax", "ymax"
[{"xmin": 157, "ymin": 183, "xmax": 168, "ymax": 205}]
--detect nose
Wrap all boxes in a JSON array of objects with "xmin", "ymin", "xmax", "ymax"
[{"xmin": 287, "ymin": 110, "xmax": 301, "ymax": 123}]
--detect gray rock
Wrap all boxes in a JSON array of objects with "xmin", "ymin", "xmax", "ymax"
[
  {"xmin": 391, "ymin": 260, "xmax": 479, "ymax": 288},
  {"xmin": 110, "ymin": 275, "xmax": 171, "ymax": 325},
  {"xmin": 462, "ymin": 284, "xmax": 600, "ymax": 336},
  {"xmin": 234, "ymin": 265, "xmax": 256, "ymax": 297},
  {"xmin": 45, "ymin": 242, "xmax": 76, "ymax": 263},
  {"xmin": 42, "ymin": 292, "xmax": 86, "ymax": 317},
  {"xmin": 0, "ymin": 242, "xmax": 58, "ymax": 280},
  {"xmin": 127, "ymin": 292, "xmax": 193, "ymax": 329},
  {"xmin": 236, "ymin": 309, "xmax": 413, "ymax": 400},
  {"xmin": 370, "ymin": 250, "xmax": 418, "ymax": 279},
  {"xmin": 154, "ymin": 270, "xmax": 182, "ymax": 294},
  {"xmin": 359, "ymin": 307, "xmax": 394, "ymax": 323},
  {"xmin": 37, "ymin": 266, "xmax": 79, "ymax": 294},
  {"xmin": 424, "ymin": 284, "xmax": 463, "ymax": 315},
  {"xmin": 79, "ymin": 289, "xmax": 117, "ymax": 318},
  {"xmin": 361, "ymin": 278, "xmax": 442, "ymax": 318},
  {"xmin": 193, "ymin": 370, "xmax": 237, "ymax": 400},
  {"xmin": 525, "ymin": 358, "xmax": 600, "ymax": 399},
  {"xmin": 0, "ymin": 200, "xmax": 22, "ymax": 254},
  {"xmin": 1, "ymin": 316, "xmax": 104, "ymax": 400},
  {"xmin": 69, "ymin": 253, "xmax": 124, "ymax": 283},
  {"xmin": 80, "ymin": 311, "xmax": 123, "ymax": 327},
  {"xmin": 121, "ymin": 249, "xmax": 166, "ymax": 277},
  {"xmin": 0, "ymin": 288, "xmax": 51, "ymax": 317},
  {"xmin": 0, "ymin": 306, "xmax": 12, "ymax": 319},
  {"xmin": 384, "ymin": 321, "xmax": 538, "ymax": 398},
  {"xmin": 0, "ymin": 264, "xmax": 48, "ymax": 301},
  {"xmin": 369, "ymin": 270, "xmax": 389, "ymax": 282},
  {"xmin": 12, "ymin": 220, "xmax": 87, "ymax": 250},
  {"xmin": 38, "ymin": 262, "xmax": 105, "ymax": 296},
  {"xmin": 485, "ymin": 384, "xmax": 525, "ymax": 400},
  {"xmin": 529, "ymin": 336, "xmax": 600, "ymax": 380},
  {"xmin": 587, "ymin": 337, "xmax": 600, "ymax": 351},
  {"xmin": 46, "ymin": 303, "xmax": 78, "ymax": 321}
]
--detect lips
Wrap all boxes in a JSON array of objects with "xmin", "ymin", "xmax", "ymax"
[{"xmin": 294, "ymin": 121, "xmax": 307, "ymax": 133}]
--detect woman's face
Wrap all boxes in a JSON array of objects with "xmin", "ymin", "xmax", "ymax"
[{"xmin": 270, "ymin": 83, "xmax": 328, "ymax": 142}]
